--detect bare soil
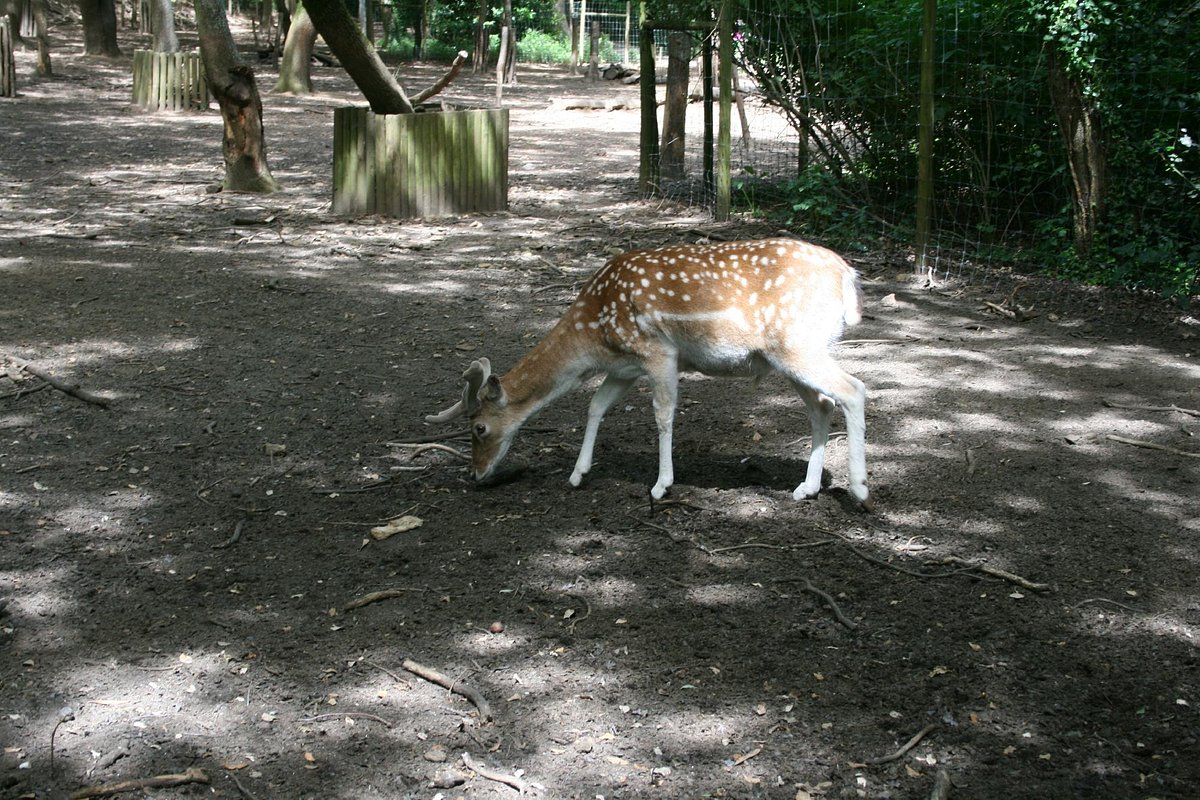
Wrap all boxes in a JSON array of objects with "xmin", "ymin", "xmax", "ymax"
[{"xmin": 2, "ymin": 22, "xmax": 1199, "ymax": 800}]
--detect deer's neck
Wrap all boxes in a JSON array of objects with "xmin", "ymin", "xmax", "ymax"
[{"xmin": 500, "ymin": 321, "xmax": 595, "ymax": 422}]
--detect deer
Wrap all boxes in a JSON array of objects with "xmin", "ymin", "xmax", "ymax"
[{"xmin": 427, "ymin": 238, "xmax": 870, "ymax": 509}]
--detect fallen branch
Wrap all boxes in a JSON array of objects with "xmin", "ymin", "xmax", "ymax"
[
  {"xmin": 931, "ymin": 556, "xmax": 1051, "ymax": 593},
  {"xmin": 69, "ymin": 768, "xmax": 210, "ymax": 799},
  {"xmin": 863, "ymin": 723, "xmax": 938, "ymax": 766},
  {"xmin": 6, "ymin": 356, "xmax": 110, "ymax": 408},
  {"xmin": 461, "ymin": 752, "xmax": 536, "ymax": 793},
  {"xmin": 344, "ymin": 587, "xmax": 428, "ymax": 611},
  {"xmin": 1106, "ymin": 434, "xmax": 1200, "ymax": 459},
  {"xmin": 413, "ymin": 51, "xmax": 469, "ymax": 105},
  {"xmin": 402, "ymin": 658, "xmax": 493, "ymax": 722},
  {"xmin": 1103, "ymin": 400, "xmax": 1200, "ymax": 418}
]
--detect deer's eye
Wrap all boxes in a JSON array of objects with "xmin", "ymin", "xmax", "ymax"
[{"xmin": 473, "ymin": 423, "xmax": 489, "ymax": 438}]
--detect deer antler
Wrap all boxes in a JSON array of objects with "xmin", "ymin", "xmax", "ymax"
[{"xmin": 426, "ymin": 358, "xmax": 493, "ymax": 423}]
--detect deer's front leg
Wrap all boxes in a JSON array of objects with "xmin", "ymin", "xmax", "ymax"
[{"xmin": 570, "ymin": 374, "xmax": 636, "ymax": 487}]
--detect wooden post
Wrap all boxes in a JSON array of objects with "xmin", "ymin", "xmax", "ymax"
[
  {"xmin": 132, "ymin": 49, "xmax": 209, "ymax": 111},
  {"xmin": 623, "ymin": 2, "xmax": 631, "ymax": 65},
  {"xmin": 915, "ymin": 0, "xmax": 936, "ymax": 276},
  {"xmin": 0, "ymin": 17, "xmax": 15, "ymax": 98},
  {"xmin": 495, "ymin": 24, "xmax": 508, "ymax": 105},
  {"xmin": 333, "ymin": 107, "xmax": 509, "ymax": 219},
  {"xmin": 587, "ymin": 21, "xmax": 600, "ymax": 82},
  {"xmin": 638, "ymin": 15, "xmax": 659, "ymax": 197},
  {"xmin": 660, "ymin": 31, "xmax": 689, "ymax": 180},
  {"xmin": 702, "ymin": 28, "xmax": 714, "ymax": 196},
  {"xmin": 715, "ymin": 0, "xmax": 732, "ymax": 220}
]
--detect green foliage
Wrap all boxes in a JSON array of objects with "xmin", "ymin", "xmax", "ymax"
[
  {"xmin": 732, "ymin": 165, "xmax": 876, "ymax": 251},
  {"xmin": 378, "ymin": 31, "xmax": 467, "ymax": 61},
  {"xmin": 735, "ymin": 0, "xmax": 1198, "ymax": 298},
  {"xmin": 513, "ymin": 29, "xmax": 572, "ymax": 64}
]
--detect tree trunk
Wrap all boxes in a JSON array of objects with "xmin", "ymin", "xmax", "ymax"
[
  {"xmin": 30, "ymin": 0, "xmax": 51, "ymax": 75},
  {"xmin": 501, "ymin": 0, "xmax": 515, "ymax": 84},
  {"xmin": 660, "ymin": 31, "xmax": 689, "ymax": 181},
  {"xmin": 274, "ymin": 0, "xmax": 315, "ymax": 94},
  {"xmin": 1048, "ymin": 51, "xmax": 1106, "ymax": 254},
  {"xmin": 302, "ymin": 0, "xmax": 413, "ymax": 114},
  {"xmin": 80, "ymin": 0, "xmax": 120, "ymax": 57},
  {"xmin": 151, "ymin": 0, "xmax": 179, "ymax": 53},
  {"xmin": 194, "ymin": 0, "xmax": 279, "ymax": 193},
  {"xmin": 472, "ymin": 0, "xmax": 488, "ymax": 74}
]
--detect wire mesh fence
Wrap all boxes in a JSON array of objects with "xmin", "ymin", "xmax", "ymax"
[{"xmin": 641, "ymin": 1, "xmax": 1198, "ymax": 298}]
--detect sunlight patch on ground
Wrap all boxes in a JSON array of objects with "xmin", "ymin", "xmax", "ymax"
[
  {"xmin": 374, "ymin": 278, "xmax": 471, "ymax": 296},
  {"xmin": 687, "ymin": 582, "xmax": 772, "ymax": 608},
  {"xmin": 0, "ymin": 336, "xmax": 200, "ymax": 372},
  {"xmin": 1093, "ymin": 468, "xmax": 1197, "ymax": 511}
]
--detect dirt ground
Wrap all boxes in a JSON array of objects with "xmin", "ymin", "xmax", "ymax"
[{"xmin": 2, "ymin": 21, "xmax": 1199, "ymax": 800}]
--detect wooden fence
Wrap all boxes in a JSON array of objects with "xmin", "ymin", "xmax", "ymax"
[
  {"xmin": 132, "ymin": 49, "xmax": 208, "ymax": 112},
  {"xmin": 333, "ymin": 107, "xmax": 509, "ymax": 219}
]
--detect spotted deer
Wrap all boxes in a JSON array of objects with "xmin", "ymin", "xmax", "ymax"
[{"xmin": 427, "ymin": 238, "xmax": 870, "ymax": 507}]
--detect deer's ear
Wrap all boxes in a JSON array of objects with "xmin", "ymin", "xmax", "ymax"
[{"xmin": 481, "ymin": 375, "xmax": 506, "ymax": 405}]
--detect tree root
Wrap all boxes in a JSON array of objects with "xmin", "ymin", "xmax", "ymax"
[{"xmin": 775, "ymin": 578, "xmax": 857, "ymax": 630}]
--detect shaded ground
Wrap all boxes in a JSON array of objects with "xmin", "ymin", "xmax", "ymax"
[{"xmin": 2, "ymin": 22, "xmax": 1199, "ymax": 800}]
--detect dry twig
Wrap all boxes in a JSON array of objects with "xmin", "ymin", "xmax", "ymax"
[
  {"xmin": 392, "ymin": 442, "xmax": 470, "ymax": 461},
  {"xmin": 402, "ymin": 658, "xmax": 493, "ymax": 722},
  {"xmin": 300, "ymin": 711, "xmax": 393, "ymax": 727},
  {"xmin": 731, "ymin": 746, "xmax": 763, "ymax": 766},
  {"xmin": 69, "ymin": 768, "xmax": 210, "ymax": 799},
  {"xmin": 931, "ymin": 556, "xmax": 1051, "ymax": 593},
  {"xmin": 461, "ymin": 752, "xmax": 536, "ymax": 793},
  {"xmin": 1103, "ymin": 400, "xmax": 1200, "ymax": 418},
  {"xmin": 1106, "ymin": 434, "xmax": 1200, "ymax": 459},
  {"xmin": 413, "ymin": 51, "xmax": 469, "ymax": 104},
  {"xmin": 390, "ymin": 429, "xmax": 470, "ymax": 444},
  {"xmin": 863, "ymin": 723, "xmax": 939, "ymax": 766},
  {"xmin": 344, "ymin": 587, "xmax": 428, "ymax": 611},
  {"xmin": 6, "ymin": 356, "xmax": 110, "ymax": 408}
]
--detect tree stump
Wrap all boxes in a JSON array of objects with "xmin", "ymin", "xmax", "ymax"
[
  {"xmin": 132, "ymin": 49, "xmax": 209, "ymax": 111},
  {"xmin": 333, "ymin": 107, "xmax": 509, "ymax": 219}
]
